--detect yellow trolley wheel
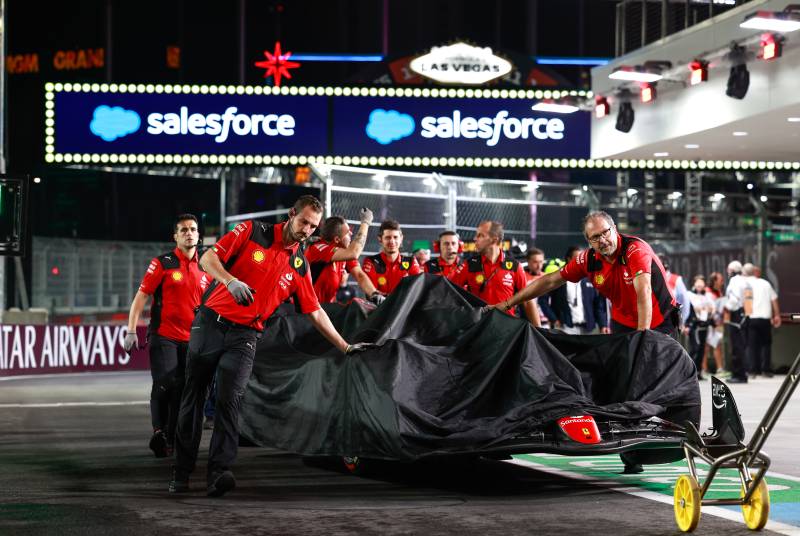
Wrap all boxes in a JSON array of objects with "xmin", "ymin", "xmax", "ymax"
[
  {"xmin": 674, "ymin": 474, "xmax": 702, "ymax": 532},
  {"xmin": 741, "ymin": 477, "xmax": 770, "ymax": 531}
]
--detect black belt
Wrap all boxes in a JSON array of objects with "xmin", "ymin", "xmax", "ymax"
[{"xmin": 199, "ymin": 305, "xmax": 256, "ymax": 331}]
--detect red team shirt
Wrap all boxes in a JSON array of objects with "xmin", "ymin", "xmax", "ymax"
[
  {"xmin": 362, "ymin": 252, "xmax": 421, "ymax": 294},
  {"xmin": 305, "ymin": 240, "xmax": 359, "ymax": 303},
  {"xmin": 448, "ymin": 251, "xmax": 528, "ymax": 316},
  {"xmin": 423, "ymin": 257, "xmax": 462, "ymax": 278},
  {"xmin": 138, "ymin": 247, "xmax": 205, "ymax": 342},
  {"xmin": 559, "ymin": 233, "xmax": 676, "ymax": 329},
  {"xmin": 203, "ymin": 221, "xmax": 320, "ymax": 331}
]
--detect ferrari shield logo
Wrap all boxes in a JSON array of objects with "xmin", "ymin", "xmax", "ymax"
[
  {"xmin": 401, "ymin": 261, "xmax": 410, "ymax": 270},
  {"xmin": 171, "ymin": 272, "xmax": 183, "ymax": 282},
  {"xmin": 475, "ymin": 274, "xmax": 485, "ymax": 284},
  {"xmin": 378, "ymin": 276, "xmax": 387, "ymax": 286},
  {"xmin": 294, "ymin": 257, "xmax": 303, "ymax": 269},
  {"xmin": 594, "ymin": 274, "xmax": 605, "ymax": 286},
  {"xmin": 252, "ymin": 250, "xmax": 265, "ymax": 263},
  {"xmin": 505, "ymin": 261, "xmax": 513, "ymax": 270}
]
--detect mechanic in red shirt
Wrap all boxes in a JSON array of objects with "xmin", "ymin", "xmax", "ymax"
[
  {"xmin": 423, "ymin": 230, "xmax": 463, "ymax": 278},
  {"xmin": 494, "ymin": 211, "xmax": 677, "ymax": 335},
  {"xmin": 359, "ymin": 219, "xmax": 422, "ymax": 304},
  {"xmin": 449, "ymin": 221, "xmax": 540, "ymax": 327},
  {"xmin": 123, "ymin": 214, "xmax": 205, "ymax": 459},
  {"xmin": 305, "ymin": 208, "xmax": 373, "ymax": 303},
  {"xmin": 170, "ymin": 196, "xmax": 370, "ymax": 498}
]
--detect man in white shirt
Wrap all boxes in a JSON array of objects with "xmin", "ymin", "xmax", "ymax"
[
  {"xmin": 743, "ymin": 263, "xmax": 781, "ymax": 378},
  {"xmin": 724, "ymin": 260, "xmax": 750, "ymax": 384}
]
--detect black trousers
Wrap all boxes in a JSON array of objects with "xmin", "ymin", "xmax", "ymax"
[
  {"xmin": 148, "ymin": 334, "xmax": 188, "ymax": 444},
  {"xmin": 747, "ymin": 318, "xmax": 773, "ymax": 375},
  {"xmin": 687, "ymin": 324, "xmax": 709, "ymax": 375},
  {"xmin": 610, "ymin": 316, "xmax": 676, "ymax": 337},
  {"xmin": 174, "ymin": 307, "xmax": 259, "ymax": 480},
  {"xmin": 727, "ymin": 321, "xmax": 749, "ymax": 381}
]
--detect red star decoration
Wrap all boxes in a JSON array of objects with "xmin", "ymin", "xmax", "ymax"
[{"xmin": 254, "ymin": 42, "xmax": 301, "ymax": 87}]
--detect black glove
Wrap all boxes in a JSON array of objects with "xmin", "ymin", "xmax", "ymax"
[
  {"xmin": 369, "ymin": 292, "xmax": 386, "ymax": 306},
  {"xmin": 345, "ymin": 342, "xmax": 376, "ymax": 354},
  {"xmin": 359, "ymin": 207, "xmax": 374, "ymax": 226},
  {"xmin": 123, "ymin": 332, "xmax": 138, "ymax": 353},
  {"xmin": 227, "ymin": 278, "xmax": 256, "ymax": 306}
]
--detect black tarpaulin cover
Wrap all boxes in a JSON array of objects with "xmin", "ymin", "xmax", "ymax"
[{"xmin": 240, "ymin": 274, "xmax": 700, "ymax": 460}]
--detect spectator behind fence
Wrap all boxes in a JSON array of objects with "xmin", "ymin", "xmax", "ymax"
[
  {"xmin": 684, "ymin": 275, "xmax": 715, "ymax": 380},
  {"xmin": 724, "ymin": 260, "xmax": 750, "ymax": 384},
  {"xmin": 743, "ymin": 263, "xmax": 781, "ymax": 378},
  {"xmin": 703, "ymin": 271, "xmax": 729, "ymax": 378}
]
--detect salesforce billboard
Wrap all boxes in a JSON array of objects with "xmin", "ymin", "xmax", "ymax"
[{"xmin": 46, "ymin": 83, "xmax": 590, "ymax": 165}]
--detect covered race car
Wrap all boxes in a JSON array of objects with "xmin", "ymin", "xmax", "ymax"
[{"xmin": 240, "ymin": 274, "xmax": 702, "ymax": 467}]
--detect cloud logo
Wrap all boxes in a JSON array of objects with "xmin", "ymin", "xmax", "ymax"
[
  {"xmin": 365, "ymin": 109, "xmax": 415, "ymax": 145},
  {"xmin": 90, "ymin": 105, "xmax": 141, "ymax": 142}
]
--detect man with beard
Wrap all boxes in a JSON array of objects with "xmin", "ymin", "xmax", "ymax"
[
  {"xmin": 305, "ymin": 208, "xmax": 373, "ymax": 303},
  {"xmin": 491, "ymin": 211, "xmax": 677, "ymax": 335},
  {"xmin": 169, "ymin": 195, "xmax": 369, "ymax": 497},
  {"xmin": 449, "ymin": 220, "xmax": 540, "ymax": 327},
  {"xmin": 124, "ymin": 214, "xmax": 205, "ymax": 458},
  {"xmin": 424, "ymin": 230, "xmax": 463, "ymax": 278}
]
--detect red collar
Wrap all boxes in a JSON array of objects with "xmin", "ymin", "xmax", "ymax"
[
  {"xmin": 274, "ymin": 222, "xmax": 300, "ymax": 253},
  {"xmin": 381, "ymin": 251, "xmax": 402, "ymax": 266},
  {"xmin": 172, "ymin": 246, "xmax": 198, "ymax": 263}
]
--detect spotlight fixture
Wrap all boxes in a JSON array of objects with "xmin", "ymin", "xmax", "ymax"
[
  {"xmin": 595, "ymin": 96, "xmax": 610, "ymax": 118},
  {"xmin": 740, "ymin": 6, "xmax": 800, "ymax": 33},
  {"xmin": 689, "ymin": 60, "xmax": 708, "ymax": 85},
  {"xmin": 640, "ymin": 83, "xmax": 656, "ymax": 103},
  {"xmin": 615, "ymin": 90, "xmax": 635, "ymax": 133},
  {"xmin": 761, "ymin": 33, "xmax": 783, "ymax": 60},
  {"xmin": 726, "ymin": 44, "xmax": 750, "ymax": 100},
  {"xmin": 608, "ymin": 61, "xmax": 670, "ymax": 83}
]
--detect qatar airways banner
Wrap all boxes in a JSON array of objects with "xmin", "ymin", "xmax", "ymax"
[
  {"xmin": 47, "ymin": 84, "xmax": 590, "ymax": 164},
  {"xmin": 0, "ymin": 325, "xmax": 150, "ymax": 377}
]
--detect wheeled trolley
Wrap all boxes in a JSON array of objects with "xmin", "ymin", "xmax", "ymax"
[{"xmin": 674, "ymin": 350, "xmax": 800, "ymax": 532}]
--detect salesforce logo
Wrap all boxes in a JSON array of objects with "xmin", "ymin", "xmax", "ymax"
[
  {"xmin": 146, "ymin": 106, "xmax": 295, "ymax": 143},
  {"xmin": 90, "ymin": 105, "xmax": 141, "ymax": 141},
  {"xmin": 420, "ymin": 110, "xmax": 565, "ymax": 146},
  {"xmin": 365, "ymin": 109, "xmax": 415, "ymax": 145}
]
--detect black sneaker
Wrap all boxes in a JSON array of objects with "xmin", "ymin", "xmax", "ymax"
[
  {"xmin": 168, "ymin": 467, "xmax": 189, "ymax": 493},
  {"xmin": 727, "ymin": 377, "xmax": 748, "ymax": 384},
  {"xmin": 207, "ymin": 470, "xmax": 236, "ymax": 497},
  {"xmin": 762, "ymin": 371, "xmax": 774, "ymax": 378},
  {"xmin": 149, "ymin": 430, "xmax": 168, "ymax": 458}
]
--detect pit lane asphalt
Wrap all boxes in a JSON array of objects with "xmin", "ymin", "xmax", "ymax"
[{"xmin": 0, "ymin": 371, "xmax": 795, "ymax": 535}]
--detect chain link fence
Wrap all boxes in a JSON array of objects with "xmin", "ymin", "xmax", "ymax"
[{"xmin": 32, "ymin": 237, "xmax": 173, "ymax": 314}]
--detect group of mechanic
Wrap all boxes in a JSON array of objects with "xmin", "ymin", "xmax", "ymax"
[{"xmin": 124, "ymin": 197, "xmax": 678, "ymax": 497}]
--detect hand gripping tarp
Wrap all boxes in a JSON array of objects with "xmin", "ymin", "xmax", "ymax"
[{"xmin": 240, "ymin": 274, "xmax": 700, "ymax": 460}]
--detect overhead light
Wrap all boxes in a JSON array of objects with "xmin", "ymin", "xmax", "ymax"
[
  {"xmin": 788, "ymin": 117, "xmax": 800, "ymax": 122},
  {"xmin": 615, "ymin": 90, "xmax": 634, "ymax": 133},
  {"xmin": 531, "ymin": 102, "xmax": 579, "ymax": 114},
  {"xmin": 726, "ymin": 44, "xmax": 750, "ymax": 100},
  {"xmin": 685, "ymin": 144, "xmax": 700, "ymax": 149},
  {"xmin": 740, "ymin": 7, "xmax": 800, "ymax": 33},
  {"xmin": 689, "ymin": 60, "xmax": 708, "ymax": 85},
  {"xmin": 594, "ymin": 96, "xmax": 610, "ymax": 118},
  {"xmin": 609, "ymin": 66, "xmax": 663, "ymax": 83},
  {"xmin": 760, "ymin": 195, "xmax": 769, "ymax": 202},
  {"xmin": 761, "ymin": 33, "xmax": 783, "ymax": 60},
  {"xmin": 733, "ymin": 131, "xmax": 749, "ymax": 136},
  {"xmin": 747, "ymin": 183, "xmax": 754, "ymax": 190},
  {"xmin": 654, "ymin": 152, "xmax": 669, "ymax": 157},
  {"xmin": 33, "ymin": 177, "xmax": 42, "ymax": 184},
  {"xmin": 570, "ymin": 188, "xmax": 583, "ymax": 196},
  {"xmin": 640, "ymin": 83, "xmax": 656, "ymax": 103}
]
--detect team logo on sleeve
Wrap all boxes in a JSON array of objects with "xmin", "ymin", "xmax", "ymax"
[
  {"xmin": 401, "ymin": 261, "xmax": 410, "ymax": 270},
  {"xmin": 252, "ymin": 250, "xmax": 266, "ymax": 263},
  {"xmin": 505, "ymin": 261, "xmax": 513, "ymax": 270},
  {"xmin": 475, "ymin": 274, "xmax": 485, "ymax": 284},
  {"xmin": 294, "ymin": 257, "xmax": 303, "ymax": 269},
  {"xmin": 594, "ymin": 274, "xmax": 605, "ymax": 286},
  {"xmin": 378, "ymin": 276, "xmax": 387, "ymax": 286},
  {"xmin": 171, "ymin": 272, "xmax": 183, "ymax": 282}
]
